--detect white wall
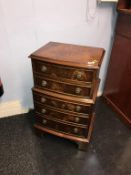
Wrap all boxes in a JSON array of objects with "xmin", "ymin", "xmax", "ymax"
[{"xmin": 0, "ymin": 0, "xmax": 117, "ymax": 109}]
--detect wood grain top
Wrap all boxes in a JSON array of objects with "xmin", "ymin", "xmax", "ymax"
[{"xmin": 29, "ymin": 42, "xmax": 105, "ymax": 69}]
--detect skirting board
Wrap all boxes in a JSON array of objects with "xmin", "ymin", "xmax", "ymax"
[
  {"xmin": 0, "ymin": 91, "xmax": 102, "ymax": 118},
  {"xmin": 97, "ymin": 91, "xmax": 102, "ymax": 97},
  {"xmin": 0, "ymin": 100, "xmax": 28, "ymax": 118}
]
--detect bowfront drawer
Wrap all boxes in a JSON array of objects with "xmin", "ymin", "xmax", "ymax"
[
  {"xmin": 33, "ymin": 90, "xmax": 92, "ymax": 114},
  {"xmin": 34, "ymin": 75, "xmax": 92, "ymax": 98},
  {"xmin": 36, "ymin": 115, "xmax": 88, "ymax": 138},
  {"xmin": 32, "ymin": 60, "xmax": 95, "ymax": 83},
  {"xmin": 34, "ymin": 102, "xmax": 89, "ymax": 125}
]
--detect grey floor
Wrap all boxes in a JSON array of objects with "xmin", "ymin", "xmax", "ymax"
[{"xmin": 0, "ymin": 98, "xmax": 131, "ymax": 175}]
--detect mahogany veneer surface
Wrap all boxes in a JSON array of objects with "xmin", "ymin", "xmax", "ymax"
[
  {"xmin": 103, "ymin": 2, "xmax": 131, "ymax": 127},
  {"xmin": 30, "ymin": 42, "xmax": 104, "ymax": 69},
  {"xmin": 29, "ymin": 42, "xmax": 105, "ymax": 150}
]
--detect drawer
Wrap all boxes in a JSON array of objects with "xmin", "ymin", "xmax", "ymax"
[
  {"xmin": 34, "ymin": 75, "xmax": 92, "ymax": 98},
  {"xmin": 32, "ymin": 60, "xmax": 95, "ymax": 83},
  {"xmin": 36, "ymin": 115, "xmax": 88, "ymax": 138},
  {"xmin": 34, "ymin": 102, "xmax": 89, "ymax": 126},
  {"xmin": 33, "ymin": 90, "xmax": 92, "ymax": 114}
]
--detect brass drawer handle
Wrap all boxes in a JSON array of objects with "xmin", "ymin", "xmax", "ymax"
[
  {"xmin": 42, "ymin": 80, "xmax": 47, "ymax": 87},
  {"xmin": 75, "ymin": 117, "xmax": 80, "ymax": 123},
  {"xmin": 51, "ymin": 100, "xmax": 57, "ymax": 106},
  {"xmin": 42, "ymin": 119, "xmax": 47, "ymax": 124},
  {"xmin": 41, "ymin": 109, "xmax": 46, "ymax": 114},
  {"xmin": 74, "ymin": 128, "xmax": 78, "ymax": 133},
  {"xmin": 76, "ymin": 105, "xmax": 81, "ymax": 112},
  {"xmin": 41, "ymin": 65, "xmax": 47, "ymax": 72},
  {"xmin": 41, "ymin": 97, "xmax": 46, "ymax": 103},
  {"xmin": 76, "ymin": 72, "xmax": 82, "ymax": 79},
  {"xmin": 75, "ymin": 87, "xmax": 81, "ymax": 94}
]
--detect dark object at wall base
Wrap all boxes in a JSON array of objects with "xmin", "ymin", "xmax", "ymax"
[{"xmin": 0, "ymin": 79, "xmax": 4, "ymax": 97}]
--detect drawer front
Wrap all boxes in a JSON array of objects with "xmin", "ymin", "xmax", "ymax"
[
  {"xmin": 34, "ymin": 76, "xmax": 92, "ymax": 98},
  {"xmin": 36, "ymin": 115, "xmax": 88, "ymax": 138},
  {"xmin": 33, "ymin": 91, "xmax": 92, "ymax": 114},
  {"xmin": 34, "ymin": 103, "xmax": 89, "ymax": 125},
  {"xmin": 32, "ymin": 60, "xmax": 95, "ymax": 82}
]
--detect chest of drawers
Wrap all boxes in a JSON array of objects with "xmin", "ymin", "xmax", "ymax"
[{"xmin": 29, "ymin": 42, "xmax": 105, "ymax": 150}]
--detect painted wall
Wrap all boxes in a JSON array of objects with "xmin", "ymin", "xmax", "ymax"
[{"xmin": 0, "ymin": 0, "xmax": 117, "ymax": 109}]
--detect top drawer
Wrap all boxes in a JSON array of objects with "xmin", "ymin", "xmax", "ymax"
[{"xmin": 32, "ymin": 60, "xmax": 96, "ymax": 83}]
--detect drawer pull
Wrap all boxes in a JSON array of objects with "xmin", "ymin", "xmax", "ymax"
[
  {"xmin": 42, "ymin": 109, "xmax": 46, "ymax": 114},
  {"xmin": 42, "ymin": 80, "xmax": 47, "ymax": 87},
  {"xmin": 51, "ymin": 100, "xmax": 57, "ymax": 106},
  {"xmin": 41, "ymin": 97, "xmax": 46, "ymax": 103},
  {"xmin": 74, "ymin": 128, "xmax": 78, "ymax": 133},
  {"xmin": 75, "ymin": 117, "xmax": 80, "ymax": 122},
  {"xmin": 76, "ymin": 72, "xmax": 82, "ymax": 79},
  {"xmin": 75, "ymin": 87, "xmax": 81, "ymax": 94},
  {"xmin": 76, "ymin": 105, "xmax": 81, "ymax": 112},
  {"xmin": 42, "ymin": 119, "xmax": 47, "ymax": 124},
  {"xmin": 41, "ymin": 65, "xmax": 47, "ymax": 72}
]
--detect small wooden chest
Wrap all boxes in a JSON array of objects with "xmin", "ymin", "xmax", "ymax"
[{"xmin": 29, "ymin": 42, "xmax": 105, "ymax": 150}]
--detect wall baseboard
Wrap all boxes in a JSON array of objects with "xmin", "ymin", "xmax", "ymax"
[
  {"xmin": 97, "ymin": 91, "xmax": 102, "ymax": 97},
  {"xmin": 0, "ymin": 100, "xmax": 28, "ymax": 118}
]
